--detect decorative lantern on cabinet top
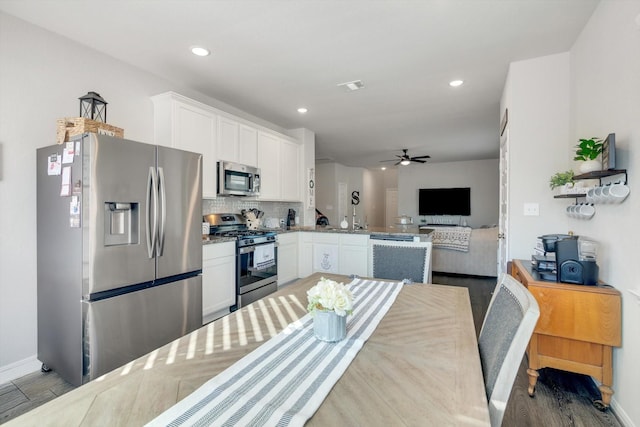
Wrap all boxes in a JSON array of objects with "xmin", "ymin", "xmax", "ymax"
[{"xmin": 79, "ymin": 91, "xmax": 107, "ymax": 123}]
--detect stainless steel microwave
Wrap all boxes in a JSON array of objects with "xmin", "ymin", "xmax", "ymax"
[{"xmin": 217, "ymin": 161, "xmax": 261, "ymax": 197}]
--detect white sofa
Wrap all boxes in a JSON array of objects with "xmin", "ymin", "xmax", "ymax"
[{"xmin": 431, "ymin": 226, "xmax": 498, "ymax": 277}]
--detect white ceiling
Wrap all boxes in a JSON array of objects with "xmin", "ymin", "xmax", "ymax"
[{"xmin": 0, "ymin": 0, "xmax": 599, "ymax": 167}]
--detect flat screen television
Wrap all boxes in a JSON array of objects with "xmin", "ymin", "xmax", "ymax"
[{"xmin": 419, "ymin": 187, "xmax": 470, "ymax": 216}]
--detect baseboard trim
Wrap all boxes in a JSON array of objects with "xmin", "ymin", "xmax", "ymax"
[{"xmin": 0, "ymin": 355, "xmax": 41, "ymax": 385}]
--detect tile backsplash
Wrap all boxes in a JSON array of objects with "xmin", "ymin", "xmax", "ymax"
[{"xmin": 203, "ymin": 198, "xmax": 305, "ymax": 228}]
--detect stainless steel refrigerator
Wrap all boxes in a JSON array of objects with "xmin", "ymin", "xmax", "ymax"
[{"xmin": 36, "ymin": 132, "xmax": 203, "ymax": 386}]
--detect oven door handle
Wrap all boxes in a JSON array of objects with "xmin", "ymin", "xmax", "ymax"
[{"xmin": 238, "ymin": 242, "xmax": 279, "ymax": 255}]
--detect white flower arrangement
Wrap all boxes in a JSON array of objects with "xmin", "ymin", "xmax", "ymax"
[{"xmin": 306, "ymin": 277, "xmax": 354, "ymax": 317}]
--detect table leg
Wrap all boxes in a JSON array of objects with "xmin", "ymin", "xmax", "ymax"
[
  {"xmin": 527, "ymin": 369, "xmax": 539, "ymax": 397},
  {"xmin": 526, "ymin": 334, "xmax": 540, "ymax": 397},
  {"xmin": 593, "ymin": 346, "xmax": 614, "ymax": 411}
]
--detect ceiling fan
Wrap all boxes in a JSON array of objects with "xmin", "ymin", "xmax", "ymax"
[{"xmin": 380, "ymin": 149, "xmax": 431, "ymax": 166}]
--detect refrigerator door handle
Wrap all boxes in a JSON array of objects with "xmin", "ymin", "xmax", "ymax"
[
  {"xmin": 146, "ymin": 167, "xmax": 158, "ymax": 258},
  {"xmin": 157, "ymin": 167, "xmax": 167, "ymax": 256}
]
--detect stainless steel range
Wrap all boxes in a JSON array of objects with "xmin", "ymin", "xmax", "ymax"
[{"xmin": 204, "ymin": 213, "xmax": 278, "ymax": 310}]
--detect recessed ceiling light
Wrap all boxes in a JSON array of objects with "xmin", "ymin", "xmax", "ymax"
[
  {"xmin": 297, "ymin": 107, "xmax": 308, "ymax": 114},
  {"xmin": 449, "ymin": 80, "xmax": 464, "ymax": 87},
  {"xmin": 381, "ymin": 167, "xmax": 387, "ymax": 171},
  {"xmin": 191, "ymin": 46, "xmax": 210, "ymax": 57},
  {"xmin": 337, "ymin": 80, "xmax": 364, "ymax": 91}
]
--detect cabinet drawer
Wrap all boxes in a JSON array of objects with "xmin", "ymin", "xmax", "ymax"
[
  {"xmin": 528, "ymin": 284, "xmax": 621, "ymax": 346},
  {"xmin": 203, "ymin": 241, "xmax": 236, "ymax": 259}
]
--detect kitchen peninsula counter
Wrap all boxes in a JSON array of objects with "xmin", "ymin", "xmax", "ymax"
[
  {"xmin": 278, "ymin": 225, "xmax": 433, "ymax": 238},
  {"xmin": 202, "ymin": 226, "xmax": 434, "ymax": 245}
]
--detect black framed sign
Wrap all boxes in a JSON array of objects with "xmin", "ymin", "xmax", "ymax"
[{"xmin": 601, "ymin": 133, "xmax": 616, "ymax": 170}]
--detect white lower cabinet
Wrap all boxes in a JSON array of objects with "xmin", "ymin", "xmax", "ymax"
[
  {"xmin": 312, "ymin": 233, "xmax": 340, "ymax": 274},
  {"xmin": 338, "ymin": 234, "xmax": 369, "ymax": 277},
  {"xmin": 202, "ymin": 241, "xmax": 236, "ymax": 324},
  {"xmin": 297, "ymin": 232, "xmax": 370, "ymax": 277},
  {"xmin": 298, "ymin": 232, "xmax": 313, "ymax": 278},
  {"xmin": 277, "ymin": 232, "xmax": 298, "ymax": 285}
]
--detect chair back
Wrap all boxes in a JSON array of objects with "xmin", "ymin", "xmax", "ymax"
[
  {"xmin": 368, "ymin": 240, "xmax": 432, "ymax": 283},
  {"xmin": 478, "ymin": 273, "xmax": 540, "ymax": 427}
]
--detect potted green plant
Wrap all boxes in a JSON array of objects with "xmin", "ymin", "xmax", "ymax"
[
  {"xmin": 549, "ymin": 170, "xmax": 575, "ymax": 193},
  {"xmin": 574, "ymin": 137, "xmax": 603, "ymax": 173}
]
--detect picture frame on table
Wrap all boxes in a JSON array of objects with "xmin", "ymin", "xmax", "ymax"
[{"xmin": 601, "ymin": 133, "xmax": 616, "ymax": 170}]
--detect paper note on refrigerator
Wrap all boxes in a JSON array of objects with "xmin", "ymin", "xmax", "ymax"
[
  {"xmin": 60, "ymin": 166, "xmax": 71, "ymax": 196},
  {"xmin": 62, "ymin": 142, "xmax": 75, "ymax": 164},
  {"xmin": 48, "ymin": 153, "xmax": 61, "ymax": 176}
]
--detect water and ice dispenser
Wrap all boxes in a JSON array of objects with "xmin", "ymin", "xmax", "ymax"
[{"xmin": 104, "ymin": 202, "xmax": 139, "ymax": 246}]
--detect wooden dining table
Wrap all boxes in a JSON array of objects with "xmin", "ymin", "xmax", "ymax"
[{"xmin": 7, "ymin": 273, "xmax": 490, "ymax": 426}]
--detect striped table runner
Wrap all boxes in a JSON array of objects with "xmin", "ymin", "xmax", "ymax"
[{"xmin": 146, "ymin": 278, "xmax": 403, "ymax": 427}]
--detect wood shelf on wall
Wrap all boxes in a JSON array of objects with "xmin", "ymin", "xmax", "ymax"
[{"xmin": 573, "ymin": 169, "xmax": 627, "ymax": 181}]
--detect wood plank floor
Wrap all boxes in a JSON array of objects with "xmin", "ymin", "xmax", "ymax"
[
  {"xmin": 433, "ymin": 272, "xmax": 622, "ymax": 427},
  {"xmin": 0, "ymin": 273, "xmax": 624, "ymax": 426}
]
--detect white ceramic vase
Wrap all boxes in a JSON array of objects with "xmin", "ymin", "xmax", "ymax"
[
  {"xmin": 340, "ymin": 217, "xmax": 349, "ymax": 229},
  {"xmin": 313, "ymin": 310, "xmax": 347, "ymax": 342},
  {"xmin": 578, "ymin": 160, "xmax": 601, "ymax": 174}
]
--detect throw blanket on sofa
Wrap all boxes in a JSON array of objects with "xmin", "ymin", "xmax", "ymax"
[{"xmin": 432, "ymin": 226, "xmax": 472, "ymax": 252}]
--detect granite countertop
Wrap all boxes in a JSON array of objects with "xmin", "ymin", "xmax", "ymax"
[
  {"xmin": 202, "ymin": 235, "xmax": 237, "ymax": 245},
  {"xmin": 202, "ymin": 226, "xmax": 433, "ymax": 245},
  {"xmin": 280, "ymin": 225, "xmax": 433, "ymax": 236}
]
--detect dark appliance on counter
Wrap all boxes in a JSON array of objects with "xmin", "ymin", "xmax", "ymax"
[
  {"xmin": 533, "ymin": 234, "xmax": 599, "ymax": 285},
  {"xmin": 204, "ymin": 213, "xmax": 278, "ymax": 309},
  {"xmin": 37, "ymin": 133, "xmax": 203, "ymax": 386},
  {"xmin": 287, "ymin": 208, "xmax": 296, "ymax": 229},
  {"xmin": 315, "ymin": 208, "xmax": 329, "ymax": 226},
  {"xmin": 217, "ymin": 161, "xmax": 261, "ymax": 197}
]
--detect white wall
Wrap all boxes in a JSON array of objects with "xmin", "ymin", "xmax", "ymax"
[
  {"xmin": 568, "ymin": 2, "xmax": 640, "ymax": 425},
  {"xmin": 501, "ymin": 52, "xmax": 572, "ymax": 260},
  {"xmin": 0, "ymin": 12, "xmax": 308, "ymax": 383},
  {"xmin": 501, "ymin": 3, "xmax": 640, "ymax": 424},
  {"xmin": 314, "ymin": 161, "xmax": 367, "ymax": 227},
  {"xmin": 314, "ymin": 162, "xmax": 336, "ymax": 224},
  {"xmin": 287, "ymin": 128, "xmax": 316, "ymax": 226},
  {"xmin": 397, "ymin": 159, "xmax": 499, "ymax": 228}
]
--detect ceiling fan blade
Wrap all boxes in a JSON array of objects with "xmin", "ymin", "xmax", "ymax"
[
  {"xmin": 412, "ymin": 159, "xmax": 427, "ymax": 163},
  {"xmin": 411, "ymin": 155, "xmax": 431, "ymax": 160},
  {"xmin": 380, "ymin": 159, "xmax": 397, "ymax": 162},
  {"xmin": 394, "ymin": 161, "xmax": 401, "ymax": 166}
]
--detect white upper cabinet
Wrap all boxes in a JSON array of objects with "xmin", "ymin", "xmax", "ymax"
[
  {"xmin": 217, "ymin": 116, "xmax": 239, "ymax": 163},
  {"xmin": 151, "ymin": 92, "xmax": 217, "ymax": 198},
  {"xmin": 257, "ymin": 132, "xmax": 280, "ymax": 200},
  {"xmin": 257, "ymin": 133, "xmax": 300, "ymax": 201},
  {"xmin": 217, "ymin": 117, "xmax": 258, "ymax": 167},
  {"xmin": 152, "ymin": 91, "xmax": 301, "ymax": 201},
  {"xmin": 280, "ymin": 139, "xmax": 300, "ymax": 201},
  {"xmin": 238, "ymin": 125, "xmax": 258, "ymax": 167}
]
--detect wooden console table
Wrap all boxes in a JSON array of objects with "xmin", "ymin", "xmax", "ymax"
[{"xmin": 510, "ymin": 259, "xmax": 621, "ymax": 410}]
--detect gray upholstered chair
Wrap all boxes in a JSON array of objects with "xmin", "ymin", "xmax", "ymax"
[
  {"xmin": 478, "ymin": 273, "xmax": 540, "ymax": 427},
  {"xmin": 367, "ymin": 240, "xmax": 432, "ymax": 283}
]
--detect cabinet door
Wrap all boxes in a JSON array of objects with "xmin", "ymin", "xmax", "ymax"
[
  {"xmin": 257, "ymin": 132, "xmax": 280, "ymax": 200},
  {"xmin": 238, "ymin": 125, "xmax": 258, "ymax": 167},
  {"xmin": 202, "ymin": 242, "xmax": 236, "ymax": 322},
  {"xmin": 298, "ymin": 232, "xmax": 313, "ymax": 278},
  {"xmin": 313, "ymin": 233, "xmax": 340, "ymax": 274},
  {"xmin": 217, "ymin": 116, "xmax": 239, "ymax": 162},
  {"xmin": 277, "ymin": 233, "xmax": 298, "ymax": 285},
  {"xmin": 280, "ymin": 139, "xmax": 300, "ymax": 201},
  {"xmin": 339, "ymin": 234, "xmax": 369, "ymax": 276},
  {"xmin": 174, "ymin": 103, "xmax": 217, "ymax": 198}
]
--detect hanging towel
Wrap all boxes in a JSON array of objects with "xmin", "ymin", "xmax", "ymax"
[{"xmin": 254, "ymin": 243, "xmax": 275, "ymax": 270}]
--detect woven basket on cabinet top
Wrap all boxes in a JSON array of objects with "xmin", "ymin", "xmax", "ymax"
[{"xmin": 56, "ymin": 117, "xmax": 124, "ymax": 144}]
